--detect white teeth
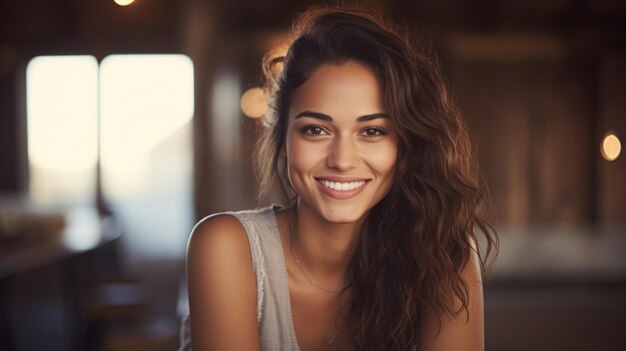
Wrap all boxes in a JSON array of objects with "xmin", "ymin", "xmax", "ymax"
[{"xmin": 319, "ymin": 179, "xmax": 366, "ymax": 191}]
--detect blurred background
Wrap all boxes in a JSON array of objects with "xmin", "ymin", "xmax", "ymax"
[{"xmin": 0, "ymin": 0, "xmax": 624, "ymax": 350}]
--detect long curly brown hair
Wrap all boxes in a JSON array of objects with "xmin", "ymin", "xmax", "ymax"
[{"xmin": 254, "ymin": 6, "xmax": 498, "ymax": 350}]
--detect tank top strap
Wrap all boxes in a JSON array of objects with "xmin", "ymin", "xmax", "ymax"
[
  {"xmin": 229, "ymin": 207, "xmax": 275, "ymax": 323},
  {"xmin": 229, "ymin": 206, "xmax": 300, "ymax": 350}
]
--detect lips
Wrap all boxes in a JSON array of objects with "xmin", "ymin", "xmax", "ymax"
[
  {"xmin": 318, "ymin": 179, "xmax": 366, "ymax": 191},
  {"xmin": 315, "ymin": 177, "xmax": 370, "ymax": 199}
]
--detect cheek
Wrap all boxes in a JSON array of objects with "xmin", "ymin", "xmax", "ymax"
[
  {"xmin": 286, "ymin": 134, "xmax": 326, "ymax": 175},
  {"xmin": 367, "ymin": 142, "xmax": 398, "ymax": 176}
]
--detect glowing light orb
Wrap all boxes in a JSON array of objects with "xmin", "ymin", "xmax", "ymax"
[
  {"xmin": 601, "ymin": 132, "xmax": 621, "ymax": 161},
  {"xmin": 114, "ymin": 0, "xmax": 135, "ymax": 6},
  {"xmin": 240, "ymin": 87, "xmax": 269, "ymax": 118}
]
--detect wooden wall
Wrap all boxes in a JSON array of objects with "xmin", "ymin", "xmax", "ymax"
[{"xmin": 447, "ymin": 35, "xmax": 599, "ymax": 224}]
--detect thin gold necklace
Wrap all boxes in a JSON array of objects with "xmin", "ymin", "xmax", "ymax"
[
  {"xmin": 291, "ymin": 247, "xmax": 341, "ymax": 344},
  {"xmin": 291, "ymin": 247, "xmax": 345, "ymax": 294}
]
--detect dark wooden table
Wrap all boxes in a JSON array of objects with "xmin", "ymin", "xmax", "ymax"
[
  {"xmin": 484, "ymin": 224, "xmax": 626, "ymax": 351},
  {"xmin": 0, "ymin": 207, "xmax": 122, "ymax": 351}
]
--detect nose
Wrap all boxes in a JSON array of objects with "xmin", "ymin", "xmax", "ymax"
[{"xmin": 326, "ymin": 135, "xmax": 359, "ymax": 171}]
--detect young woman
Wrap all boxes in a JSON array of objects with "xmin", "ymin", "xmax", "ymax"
[{"xmin": 180, "ymin": 6, "xmax": 497, "ymax": 351}]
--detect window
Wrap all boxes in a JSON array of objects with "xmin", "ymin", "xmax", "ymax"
[
  {"xmin": 26, "ymin": 55, "xmax": 99, "ymax": 206},
  {"xmin": 99, "ymin": 54, "xmax": 194, "ymax": 202},
  {"xmin": 26, "ymin": 54, "xmax": 194, "ymax": 257}
]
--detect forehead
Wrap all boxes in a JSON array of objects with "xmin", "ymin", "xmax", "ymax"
[{"xmin": 288, "ymin": 61, "xmax": 385, "ymax": 119}]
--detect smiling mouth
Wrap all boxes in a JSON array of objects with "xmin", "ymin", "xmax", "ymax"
[{"xmin": 317, "ymin": 179, "xmax": 368, "ymax": 191}]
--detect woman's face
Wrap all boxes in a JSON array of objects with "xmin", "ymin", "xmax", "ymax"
[{"xmin": 284, "ymin": 60, "xmax": 398, "ymax": 224}]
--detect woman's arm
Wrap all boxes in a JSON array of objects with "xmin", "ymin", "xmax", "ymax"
[
  {"xmin": 187, "ymin": 214, "xmax": 261, "ymax": 351},
  {"xmin": 419, "ymin": 247, "xmax": 485, "ymax": 351}
]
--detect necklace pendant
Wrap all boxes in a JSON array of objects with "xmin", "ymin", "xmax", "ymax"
[{"xmin": 326, "ymin": 330, "xmax": 337, "ymax": 344}]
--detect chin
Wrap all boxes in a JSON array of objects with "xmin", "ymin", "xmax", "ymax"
[{"xmin": 316, "ymin": 203, "xmax": 370, "ymax": 224}]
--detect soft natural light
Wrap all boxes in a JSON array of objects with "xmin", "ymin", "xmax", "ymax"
[
  {"xmin": 26, "ymin": 55, "xmax": 98, "ymax": 206},
  {"xmin": 25, "ymin": 53, "xmax": 194, "ymax": 258},
  {"xmin": 99, "ymin": 54, "xmax": 194, "ymax": 258},
  {"xmin": 99, "ymin": 54, "xmax": 194, "ymax": 200}
]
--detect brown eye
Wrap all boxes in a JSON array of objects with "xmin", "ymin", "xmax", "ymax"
[
  {"xmin": 361, "ymin": 128, "xmax": 386, "ymax": 137},
  {"xmin": 300, "ymin": 125, "xmax": 328, "ymax": 136},
  {"xmin": 310, "ymin": 126, "xmax": 324, "ymax": 135}
]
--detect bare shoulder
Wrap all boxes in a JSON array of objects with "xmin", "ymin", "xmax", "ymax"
[
  {"xmin": 187, "ymin": 213, "xmax": 260, "ymax": 350},
  {"xmin": 188, "ymin": 214, "xmax": 247, "ymax": 250},
  {"xmin": 186, "ymin": 212, "xmax": 256, "ymax": 297},
  {"xmin": 186, "ymin": 213, "xmax": 256, "ymax": 304}
]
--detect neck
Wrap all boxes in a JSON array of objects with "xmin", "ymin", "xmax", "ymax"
[{"xmin": 288, "ymin": 202, "xmax": 365, "ymax": 281}]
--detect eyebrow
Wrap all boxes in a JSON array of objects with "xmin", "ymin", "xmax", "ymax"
[{"xmin": 294, "ymin": 111, "xmax": 389, "ymax": 122}]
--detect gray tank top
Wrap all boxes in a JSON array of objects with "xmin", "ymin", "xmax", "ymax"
[{"xmin": 178, "ymin": 206, "xmax": 301, "ymax": 351}]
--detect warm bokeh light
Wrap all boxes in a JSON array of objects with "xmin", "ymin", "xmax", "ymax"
[
  {"xmin": 99, "ymin": 54, "xmax": 195, "ymax": 259},
  {"xmin": 27, "ymin": 56, "xmax": 99, "ymax": 171},
  {"xmin": 26, "ymin": 55, "xmax": 98, "ymax": 206},
  {"xmin": 114, "ymin": 0, "xmax": 135, "ymax": 6},
  {"xmin": 99, "ymin": 54, "xmax": 194, "ymax": 199},
  {"xmin": 601, "ymin": 132, "xmax": 621, "ymax": 161},
  {"xmin": 240, "ymin": 87, "xmax": 269, "ymax": 118}
]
